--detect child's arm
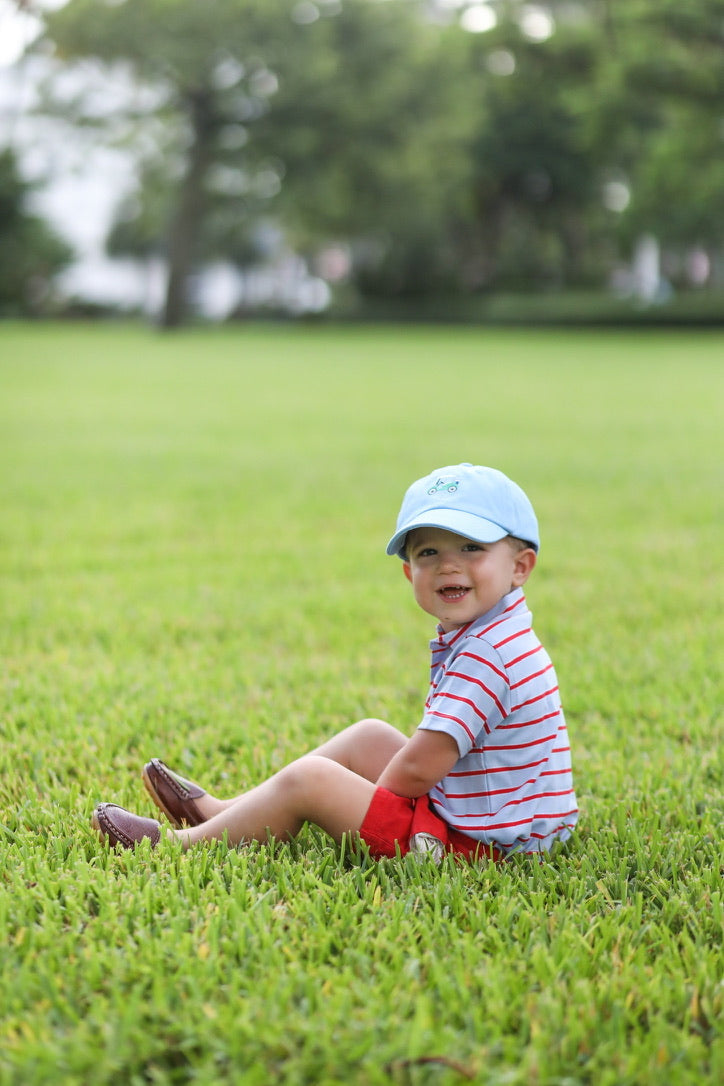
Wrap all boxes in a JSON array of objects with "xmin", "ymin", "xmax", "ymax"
[{"xmin": 375, "ymin": 731, "xmax": 459, "ymax": 798}]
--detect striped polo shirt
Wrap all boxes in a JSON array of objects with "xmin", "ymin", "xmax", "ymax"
[{"xmin": 419, "ymin": 586, "xmax": 578, "ymax": 855}]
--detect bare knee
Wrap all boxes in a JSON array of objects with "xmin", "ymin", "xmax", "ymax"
[
  {"xmin": 280, "ymin": 755, "xmax": 338, "ymax": 803},
  {"xmin": 352, "ymin": 718, "xmax": 405, "ymax": 746},
  {"xmin": 344, "ymin": 719, "xmax": 407, "ymax": 780},
  {"xmin": 279, "ymin": 755, "xmax": 373, "ymax": 840},
  {"xmin": 310, "ymin": 719, "xmax": 407, "ymax": 782}
]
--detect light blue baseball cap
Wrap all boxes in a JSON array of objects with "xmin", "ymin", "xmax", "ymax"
[{"xmin": 387, "ymin": 463, "xmax": 539, "ymax": 558}]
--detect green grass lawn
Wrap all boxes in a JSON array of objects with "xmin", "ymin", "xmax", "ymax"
[{"xmin": 0, "ymin": 321, "xmax": 721, "ymax": 1085}]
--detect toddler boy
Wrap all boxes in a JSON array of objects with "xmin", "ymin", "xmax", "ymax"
[{"xmin": 93, "ymin": 463, "xmax": 578, "ymax": 860}]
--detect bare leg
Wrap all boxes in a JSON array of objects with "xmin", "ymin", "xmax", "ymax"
[
  {"xmin": 193, "ymin": 718, "xmax": 407, "ymax": 821},
  {"xmin": 174, "ymin": 755, "xmax": 377, "ymax": 849},
  {"xmin": 309, "ymin": 718, "xmax": 408, "ymax": 779}
]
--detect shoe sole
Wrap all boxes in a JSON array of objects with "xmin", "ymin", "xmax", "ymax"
[
  {"xmin": 90, "ymin": 809, "xmax": 105, "ymax": 841},
  {"xmin": 141, "ymin": 764, "xmax": 183, "ymax": 829}
]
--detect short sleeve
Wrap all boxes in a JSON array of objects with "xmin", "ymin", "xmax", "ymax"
[{"xmin": 418, "ymin": 637, "xmax": 510, "ymax": 758}]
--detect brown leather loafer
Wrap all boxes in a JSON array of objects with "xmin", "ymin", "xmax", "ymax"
[
  {"xmin": 92, "ymin": 803, "xmax": 161, "ymax": 850},
  {"xmin": 142, "ymin": 759, "xmax": 207, "ymax": 828}
]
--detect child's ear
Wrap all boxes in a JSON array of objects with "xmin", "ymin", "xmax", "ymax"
[
  {"xmin": 402, "ymin": 562, "xmax": 413, "ymax": 583},
  {"xmin": 512, "ymin": 548, "xmax": 537, "ymax": 587}
]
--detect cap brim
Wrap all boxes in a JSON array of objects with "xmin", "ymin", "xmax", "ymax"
[{"xmin": 386, "ymin": 510, "xmax": 509, "ymax": 557}]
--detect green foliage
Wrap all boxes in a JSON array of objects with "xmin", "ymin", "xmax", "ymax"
[
  {"xmin": 261, "ymin": 4, "xmax": 472, "ymax": 234},
  {"xmin": 590, "ymin": 0, "xmax": 724, "ymax": 250},
  {"xmin": 623, "ymin": 112, "xmax": 724, "ymax": 252},
  {"xmin": 451, "ymin": 12, "xmax": 600, "ymax": 290},
  {"xmin": 0, "ymin": 321, "xmax": 722, "ymax": 1083},
  {"xmin": 46, "ymin": 0, "xmax": 292, "ymax": 85},
  {"xmin": 0, "ymin": 149, "xmax": 72, "ymax": 315},
  {"xmin": 34, "ymin": 0, "xmax": 724, "ymax": 318},
  {"xmin": 42, "ymin": 0, "xmax": 471, "ymax": 317}
]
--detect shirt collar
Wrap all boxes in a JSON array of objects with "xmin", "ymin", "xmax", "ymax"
[{"xmin": 432, "ymin": 586, "xmax": 527, "ymax": 648}]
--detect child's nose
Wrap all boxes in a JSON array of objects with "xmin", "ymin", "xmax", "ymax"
[{"xmin": 438, "ymin": 549, "xmax": 460, "ymax": 571}]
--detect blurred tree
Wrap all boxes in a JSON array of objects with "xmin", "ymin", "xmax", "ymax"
[
  {"xmin": 606, "ymin": 0, "xmax": 724, "ymax": 272},
  {"xmin": 252, "ymin": 4, "xmax": 474, "ymax": 300},
  {"xmin": 41, "ymin": 0, "xmax": 472, "ymax": 323},
  {"xmin": 455, "ymin": 0, "xmax": 724, "ymax": 292},
  {"xmin": 30, "ymin": 0, "xmax": 724, "ymax": 313},
  {"xmin": 445, "ymin": 3, "xmax": 615, "ymax": 291},
  {"xmin": 553, "ymin": 0, "xmax": 724, "ymax": 285},
  {"xmin": 41, "ymin": 0, "xmax": 298, "ymax": 326},
  {"xmin": 464, "ymin": 56, "xmax": 596, "ymax": 287},
  {"xmin": 0, "ymin": 148, "xmax": 72, "ymax": 315}
]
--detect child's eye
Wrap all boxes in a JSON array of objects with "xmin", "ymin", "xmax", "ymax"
[
  {"xmin": 416, "ymin": 547, "xmax": 437, "ymax": 558},
  {"xmin": 463, "ymin": 543, "xmax": 483, "ymax": 552}
]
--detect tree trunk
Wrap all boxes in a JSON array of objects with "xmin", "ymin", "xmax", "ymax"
[{"xmin": 161, "ymin": 89, "xmax": 216, "ymax": 329}]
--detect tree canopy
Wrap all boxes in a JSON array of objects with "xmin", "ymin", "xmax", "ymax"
[
  {"xmin": 27, "ymin": 0, "xmax": 724, "ymax": 323},
  {"xmin": 42, "ymin": 0, "xmax": 472, "ymax": 323}
]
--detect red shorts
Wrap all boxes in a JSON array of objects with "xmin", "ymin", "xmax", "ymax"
[{"xmin": 358, "ymin": 787, "xmax": 505, "ymax": 863}]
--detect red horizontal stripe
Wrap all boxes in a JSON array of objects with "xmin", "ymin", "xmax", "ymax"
[
  {"xmin": 443, "ymin": 767, "xmax": 572, "ymax": 790},
  {"xmin": 430, "ymin": 621, "xmax": 473, "ymax": 664},
  {"xmin": 448, "ymin": 804, "xmax": 579, "ymax": 831},
  {"xmin": 452, "ymin": 757, "xmax": 549, "ymax": 775},
  {"xmin": 493, "ymin": 627, "xmax": 529, "ymax": 650},
  {"xmin": 507, "ymin": 644, "xmax": 543, "ymax": 668},
  {"xmin": 456, "ymin": 650, "xmax": 509, "ymax": 686},
  {"xmin": 510, "ymin": 662, "xmax": 553, "ymax": 690},
  {"xmin": 452, "ymin": 788, "xmax": 576, "ymax": 815},
  {"xmin": 431, "ymin": 689, "xmax": 489, "ymax": 729},
  {"xmin": 441, "ymin": 778, "xmax": 537, "ymax": 799},
  {"xmin": 478, "ymin": 608, "xmax": 524, "ymax": 641},
  {"xmin": 476, "ymin": 617, "xmax": 508, "ymax": 640},
  {"xmin": 478, "ymin": 595, "xmax": 525, "ymax": 636},
  {"xmin": 511, "ymin": 685, "xmax": 559, "ymax": 712},
  {"xmin": 425, "ymin": 710, "xmax": 475, "ymax": 744},
  {"xmin": 503, "ymin": 593, "xmax": 525, "ymax": 614},
  {"xmin": 484, "ymin": 732, "xmax": 557, "ymax": 752},
  {"xmin": 442, "ymin": 813, "xmax": 533, "ymax": 830},
  {"xmin": 497, "ymin": 708, "xmax": 561, "ymax": 731},
  {"xmin": 526, "ymin": 816, "xmax": 580, "ymax": 839},
  {"xmin": 442, "ymin": 669, "xmax": 506, "ymax": 717},
  {"xmin": 446, "ymin": 622, "xmax": 473, "ymax": 648}
]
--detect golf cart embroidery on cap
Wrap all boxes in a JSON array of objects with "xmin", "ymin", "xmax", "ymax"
[{"xmin": 427, "ymin": 477, "xmax": 459, "ymax": 496}]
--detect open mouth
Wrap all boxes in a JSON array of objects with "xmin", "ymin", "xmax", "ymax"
[{"xmin": 438, "ymin": 586, "xmax": 470, "ymax": 602}]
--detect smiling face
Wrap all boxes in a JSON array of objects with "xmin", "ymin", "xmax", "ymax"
[{"xmin": 403, "ymin": 527, "xmax": 536, "ymax": 632}]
